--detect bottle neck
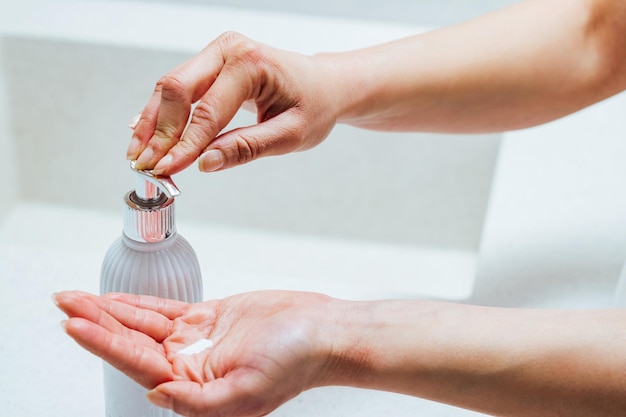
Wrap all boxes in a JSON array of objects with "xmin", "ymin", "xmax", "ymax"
[
  {"xmin": 123, "ymin": 190, "xmax": 176, "ymax": 243},
  {"xmin": 121, "ymin": 232, "xmax": 178, "ymax": 252}
]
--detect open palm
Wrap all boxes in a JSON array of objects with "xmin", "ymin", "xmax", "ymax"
[{"xmin": 55, "ymin": 290, "xmax": 332, "ymax": 417}]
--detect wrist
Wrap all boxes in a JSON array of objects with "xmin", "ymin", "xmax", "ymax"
[
  {"xmin": 312, "ymin": 50, "xmax": 381, "ymax": 126},
  {"xmin": 313, "ymin": 299, "xmax": 486, "ymax": 395},
  {"xmin": 313, "ymin": 299, "xmax": 376, "ymax": 387},
  {"xmin": 314, "ymin": 298, "xmax": 438, "ymax": 390}
]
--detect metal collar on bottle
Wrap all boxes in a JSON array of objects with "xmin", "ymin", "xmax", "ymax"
[{"xmin": 123, "ymin": 161, "xmax": 181, "ymax": 243}]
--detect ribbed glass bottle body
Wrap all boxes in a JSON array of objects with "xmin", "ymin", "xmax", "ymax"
[{"xmin": 100, "ymin": 233, "xmax": 202, "ymax": 417}]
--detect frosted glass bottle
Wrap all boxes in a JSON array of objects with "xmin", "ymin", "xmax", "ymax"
[{"xmin": 100, "ymin": 161, "xmax": 203, "ymax": 417}]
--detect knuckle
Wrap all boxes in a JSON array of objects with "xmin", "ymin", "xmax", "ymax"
[
  {"xmin": 147, "ymin": 135, "xmax": 172, "ymax": 153},
  {"xmin": 236, "ymin": 42, "xmax": 267, "ymax": 69},
  {"xmin": 156, "ymin": 73, "xmax": 190, "ymax": 104},
  {"xmin": 218, "ymin": 31, "xmax": 267, "ymax": 67},
  {"xmin": 233, "ymin": 135, "xmax": 260, "ymax": 165},
  {"xmin": 173, "ymin": 139, "xmax": 203, "ymax": 167},
  {"xmin": 133, "ymin": 308, "xmax": 147, "ymax": 330},
  {"xmin": 132, "ymin": 346, "xmax": 145, "ymax": 365},
  {"xmin": 191, "ymin": 99, "xmax": 221, "ymax": 134},
  {"xmin": 216, "ymin": 30, "xmax": 247, "ymax": 49}
]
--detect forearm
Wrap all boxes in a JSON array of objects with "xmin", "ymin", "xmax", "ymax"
[
  {"xmin": 321, "ymin": 299, "xmax": 626, "ymax": 417},
  {"xmin": 322, "ymin": 0, "xmax": 626, "ymax": 133}
]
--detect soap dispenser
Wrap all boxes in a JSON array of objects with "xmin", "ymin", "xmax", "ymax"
[{"xmin": 100, "ymin": 161, "xmax": 203, "ymax": 417}]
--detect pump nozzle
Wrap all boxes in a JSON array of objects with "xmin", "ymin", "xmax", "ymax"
[{"xmin": 130, "ymin": 160, "xmax": 180, "ymax": 201}]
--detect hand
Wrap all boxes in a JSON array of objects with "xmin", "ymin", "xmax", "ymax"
[
  {"xmin": 128, "ymin": 32, "xmax": 340, "ymax": 175},
  {"xmin": 54, "ymin": 290, "xmax": 334, "ymax": 417},
  {"xmin": 54, "ymin": 289, "xmax": 626, "ymax": 417}
]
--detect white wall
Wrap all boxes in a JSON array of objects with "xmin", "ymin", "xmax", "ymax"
[
  {"xmin": 0, "ymin": 1, "xmax": 501, "ymax": 254},
  {"xmin": 3, "ymin": 35, "xmax": 499, "ymax": 252},
  {"xmin": 472, "ymin": 91, "xmax": 626, "ymax": 308}
]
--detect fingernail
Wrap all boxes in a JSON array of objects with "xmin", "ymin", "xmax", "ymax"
[
  {"xmin": 128, "ymin": 113, "xmax": 141, "ymax": 130},
  {"xmin": 148, "ymin": 390, "xmax": 173, "ymax": 409},
  {"xmin": 52, "ymin": 292, "xmax": 60, "ymax": 307},
  {"xmin": 199, "ymin": 149, "xmax": 225, "ymax": 172},
  {"xmin": 126, "ymin": 137, "xmax": 142, "ymax": 161},
  {"xmin": 135, "ymin": 146, "xmax": 154, "ymax": 169},
  {"xmin": 60, "ymin": 320, "xmax": 68, "ymax": 332},
  {"xmin": 153, "ymin": 154, "xmax": 173, "ymax": 175}
]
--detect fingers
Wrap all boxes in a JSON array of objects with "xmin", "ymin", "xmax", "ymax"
[
  {"xmin": 55, "ymin": 291, "xmax": 164, "ymax": 348},
  {"xmin": 103, "ymin": 293, "xmax": 189, "ymax": 320},
  {"xmin": 128, "ymin": 32, "xmax": 315, "ymax": 176},
  {"xmin": 152, "ymin": 61, "xmax": 255, "ymax": 175},
  {"xmin": 197, "ymin": 110, "xmax": 306, "ymax": 173},
  {"xmin": 99, "ymin": 295, "xmax": 174, "ymax": 343},
  {"xmin": 129, "ymin": 35, "xmax": 230, "ymax": 171},
  {"xmin": 127, "ymin": 87, "xmax": 162, "ymax": 159},
  {"xmin": 148, "ymin": 372, "xmax": 274, "ymax": 417},
  {"xmin": 63, "ymin": 317, "xmax": 173, "ymax": 389}
]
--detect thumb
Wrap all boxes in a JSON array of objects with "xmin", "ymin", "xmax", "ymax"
[
  {"xmin": 197, "ymin": 111, "xmax": 312, "ymax": 173},
  {"xmin": 148, "ymin": 372, "xmax": 274, "ymax": 417},
  {"xmin": 148, "ymin": 380, "xmax": 219, "ymax": 416}
]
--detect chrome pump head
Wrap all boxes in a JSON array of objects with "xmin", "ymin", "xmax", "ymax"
[{"xmin": 123, "ymin": 161, "xmax": 180, "ymax": 243}]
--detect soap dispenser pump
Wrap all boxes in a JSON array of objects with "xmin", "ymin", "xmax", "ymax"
[{"xmin": 100, "ymin": 161, "xmax": 203, "ymax": 417}]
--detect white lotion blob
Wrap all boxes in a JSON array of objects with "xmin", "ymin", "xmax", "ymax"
[{"xmin": 177, "ymin": 338, "xmax": 214, "ymax": 356}]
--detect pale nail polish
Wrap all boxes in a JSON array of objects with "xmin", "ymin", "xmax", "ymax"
[
  {"xmin": 135, "ymin": 146, "xmax": 154, "ymax": 169},
  {"xmin": 128, "ymin": 113, "xmax": 141, "ymax": 129},
  {"xmin": 147, "ymin": 390, "xmax": 173, "ymax": 409},
  {"xmin": 153, "ymin": 154, "xmax": 173, "ymax": 175},
  {"xmin": 199, "ymin": 149, "xmax": 225, "ymax": 172},
  {"xmin": 126, "ymin": 137, "xmax": 142, "ymax": 160},
  {"xmin": 60, "ymin": 320, "xmax": 68, "ymax": 332}
]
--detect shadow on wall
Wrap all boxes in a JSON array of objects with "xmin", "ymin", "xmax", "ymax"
[{"xmin": 0, "ymin": 38, "xmax": 18, "ymax": 219}]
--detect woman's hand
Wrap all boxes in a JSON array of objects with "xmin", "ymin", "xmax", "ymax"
[
  {"xmin": 54, "ymin": 290, "xmax": 334, "ymax": 417},
  {"xmin": 128, "ymin": 32, "xmax": 340, "ymax": 175},
  {"xmin": 126, "ymin": 0, "xmax": 626, "ymax": 176},
  {"xmin": 54, "ymin": 289, "xmax": 626, "ymax": 417}
]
